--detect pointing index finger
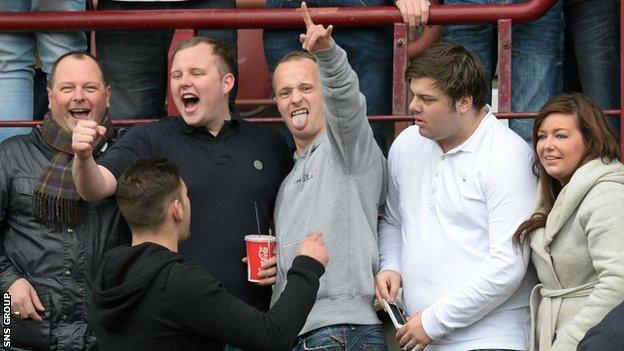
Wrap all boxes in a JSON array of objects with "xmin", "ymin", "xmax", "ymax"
[{"xmin": 301, "ymin": 2, "xmax": 314, "ymax": 28}]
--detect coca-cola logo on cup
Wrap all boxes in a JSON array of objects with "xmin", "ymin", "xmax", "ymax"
[{"xmin": 258, "ymin": 246, "xmax": 270, "ymax": 274}]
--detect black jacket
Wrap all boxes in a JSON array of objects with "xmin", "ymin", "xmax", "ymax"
[
  {"xmin": 0, "ymin": 129, "xmax": 129, "ymax": 350},
  {"xmin": 91, "ymin": 242, "xmax": 324, "ymax": 351},
  {"xmin": 577, "ymin": 300, "xmax": 624, "ymax": 351}
]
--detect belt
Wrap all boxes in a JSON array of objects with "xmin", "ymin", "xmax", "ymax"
[{"xmin": 530, "ymin": 281, "xmax": 597, "ymax": 350}]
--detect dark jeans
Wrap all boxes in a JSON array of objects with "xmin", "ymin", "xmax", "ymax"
[
  {"xmin": 564, "ymin": 0, "xmax": 620, "ymax": 138},
  {"xmin": 292, "ymin": 324, "xmax": 387, "ymax": 351},
  {"xmin": 442, "ymin": 0, "xmax": 564, "ymax": 144},
  {"xmin": 264, "ymin": 0, "xmax": 394, "ymax": 155},
  {"xmin": 96, "ymin": 0, "xmax": 238, "ymax": 119}
]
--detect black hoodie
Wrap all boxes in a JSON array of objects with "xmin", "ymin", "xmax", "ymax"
[{"xmin": 90, "ymin": 242, "xmax": 324, "ymax": 351}]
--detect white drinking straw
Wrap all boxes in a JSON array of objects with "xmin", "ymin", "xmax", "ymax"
[{"xmin": 254, "ymin": 201, "xmax": 262, "ymax": 235}]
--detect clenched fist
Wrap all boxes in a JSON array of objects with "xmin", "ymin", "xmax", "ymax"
[{"xmin": 72, "ymin": 120, "xmax": 107, "ymax": 160}]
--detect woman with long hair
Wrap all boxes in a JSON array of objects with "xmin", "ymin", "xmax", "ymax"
[{"xmin": 512, "ymin": 93, "xmax": 624, "ymax": 351}]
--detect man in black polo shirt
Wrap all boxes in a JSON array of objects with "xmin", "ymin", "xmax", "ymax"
[{"xmin": 71, "ymin": 37, "xmax": 292, "ymax": 311}]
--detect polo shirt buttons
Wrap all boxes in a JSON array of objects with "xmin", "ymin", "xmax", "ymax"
[
  {"xmin": 64, "ymin": 270, "xmax": 71, "ymax": 276},
  {"xmin": 440, "ymin": 155, "xmax": 446, "ymax": 161},
  {"xmin": 67, "ymin": 228, "xmax": 74, "ymax": 233}
]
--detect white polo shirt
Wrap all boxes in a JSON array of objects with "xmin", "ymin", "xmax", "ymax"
[{"xmin": 379, "ymin": 108, "xmax": 538, "ymax": 351}]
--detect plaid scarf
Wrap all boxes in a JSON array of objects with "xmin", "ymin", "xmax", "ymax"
[{"xmin": 33, "ymin": 112, "xmax": 115, "ymax": 227}]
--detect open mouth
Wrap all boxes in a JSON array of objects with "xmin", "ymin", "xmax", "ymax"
[
  {"xmin": 181, "ymin": 93, "xmax": 199, "ymax": 110},
  {"xmin": 290, "ymin": 108, "xmax": 309, "ymax": 130},
  {"xmin": 291, "ymin": 108, "xmax": 308, "ymax": 118},
  {"xmin": 69, "ymin": 108, "xmax": 90, "ymax": 119}
]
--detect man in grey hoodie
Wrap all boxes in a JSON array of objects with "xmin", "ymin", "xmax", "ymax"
[{"xmin": 269, "ymin": 3, "xmax": 387, "ymax": 349}]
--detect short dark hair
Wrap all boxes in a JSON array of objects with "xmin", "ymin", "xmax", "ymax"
[
  {"xmin": 116, "ymin": 156, "xmax": 182, "ymax": 232},
  {"xmin": 47, "ymin": 51, "xmax": 108, "ymax": 88},
  {"xmin": 172, "ymin": 36, "xmax": 236, "ymax": 76},
  {"xmin": 405, "ymin": 42, "xmax": 488, "ymax": 109}
]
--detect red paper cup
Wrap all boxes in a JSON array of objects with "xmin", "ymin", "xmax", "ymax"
[{"xmin": 245, "ymin": 235, "xmax": 276, "ymax": 282}]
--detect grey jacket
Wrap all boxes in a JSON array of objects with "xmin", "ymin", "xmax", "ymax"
[
  {"xmin": 529, "ymin": 158, "xmax": 624, "ymax": 351},
  {"xmin": 0, "ymin": 129, "xmax": 128, "ymax": 350},
  {"xmin": 271, "ymin": 44, "xmax": 387, "ymax": 334}
]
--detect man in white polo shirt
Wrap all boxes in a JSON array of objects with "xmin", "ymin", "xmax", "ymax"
[{"xmin": 375, "ymin": 42, "xmax": 537, "ymax": 351}]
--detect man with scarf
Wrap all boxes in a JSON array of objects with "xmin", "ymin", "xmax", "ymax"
[{"xmin": 0, "ymin": 52, "xmax": 127, "ymax": 350}]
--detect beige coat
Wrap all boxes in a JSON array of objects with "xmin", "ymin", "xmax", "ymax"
[{"xmin": 529, "ymin": 158, "xmax": 624, "ymax": 351}]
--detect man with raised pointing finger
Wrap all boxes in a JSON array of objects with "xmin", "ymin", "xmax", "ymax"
[{"xmin": 270, "ymin": 3, "xmax": 387, "ymax": 349}]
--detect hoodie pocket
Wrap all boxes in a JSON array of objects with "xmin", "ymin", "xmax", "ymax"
[{"xmin": 11, "ymin": 288, "xmax": 52, "ymax": 350}]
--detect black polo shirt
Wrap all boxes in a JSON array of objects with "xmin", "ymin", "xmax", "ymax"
[{"xmin": 99, "ymin": 117, "xmax": 292, "ymax": 310}]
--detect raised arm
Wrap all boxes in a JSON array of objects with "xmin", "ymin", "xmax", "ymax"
[
  {"xmin": 301, "ymin": 2, "xmax": 381, "ymax": 173},
  {"xmin": 72, "ymin": 120, "xmax": 117, "ymax": 201}
]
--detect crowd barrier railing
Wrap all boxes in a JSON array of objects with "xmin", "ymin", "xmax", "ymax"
[{"xmin": 0, "ymin": 0, "xmax": 621, "ymax": 156}]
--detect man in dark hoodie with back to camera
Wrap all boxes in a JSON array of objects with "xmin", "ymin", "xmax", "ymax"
[{"xmin": 90, "ymin": 156, "xmax": 328, "ymax": 351}]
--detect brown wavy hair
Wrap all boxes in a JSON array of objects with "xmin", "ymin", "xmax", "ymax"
[{"xmin": 512, "ymin": 93, "xmax": 620, "ymax": 249}]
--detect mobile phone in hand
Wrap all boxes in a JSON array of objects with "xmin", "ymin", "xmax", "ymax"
[{"xmin": 382, "ymin": 299, "xmax": 407, "ymax": 329}]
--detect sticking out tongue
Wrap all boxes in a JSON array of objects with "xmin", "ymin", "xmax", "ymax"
[
  {"xmin": 291, "ymin": 108, "xmax": 309, "ymax": 130},
  {"xmin": 292, "ymin": 114, "xmax": 307, "ymax": 130}
]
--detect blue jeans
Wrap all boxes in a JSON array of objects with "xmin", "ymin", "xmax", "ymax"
[
  {"xmin": 292, "ymin": 324, "xmax": 387, "ymax": 351},
  {"xmin": 564, "ymin": 0, "xmax": 620, "ymax": 138},
  {"xmin": 264, "ymin": 0, "xmax": 393, "ymax": 155},
  {"xmin": 95, "ymin": 0, "xmax": 238, "ymax": 119},
  {"xmin": 442, "ymin": 0, "xmax": 564, "ymax": 143},
  {"xmin": 0, "ymin": 0, "xmax": 87, "ymax": 141}
]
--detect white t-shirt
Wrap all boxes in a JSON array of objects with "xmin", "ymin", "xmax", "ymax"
[{"xmin": 379, "ymin": 107, "xmax": 538, "ymax": 351}]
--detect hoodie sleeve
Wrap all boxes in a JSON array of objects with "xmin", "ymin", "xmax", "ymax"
[
  {"xmin": 314, "ymin": 44, "xmax": 382, "ymax": 176},
  {"xmin": 170, "ymin": 255, "xmax": 324, "ymax": 351}
]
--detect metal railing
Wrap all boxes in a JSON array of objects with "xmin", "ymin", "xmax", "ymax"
[{"xmin": 0, "ymin": 0, "xmax": 620, "ymax": 154}]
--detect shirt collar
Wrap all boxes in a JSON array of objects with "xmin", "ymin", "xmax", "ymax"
[{"xmin": 179, "ymin": 115, "xmax": 240, "ymax": 138}]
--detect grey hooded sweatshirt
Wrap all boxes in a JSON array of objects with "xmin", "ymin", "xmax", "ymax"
[{"xmin": 271, "ymin": 43, "xmax": 387, "ymax": 334}]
